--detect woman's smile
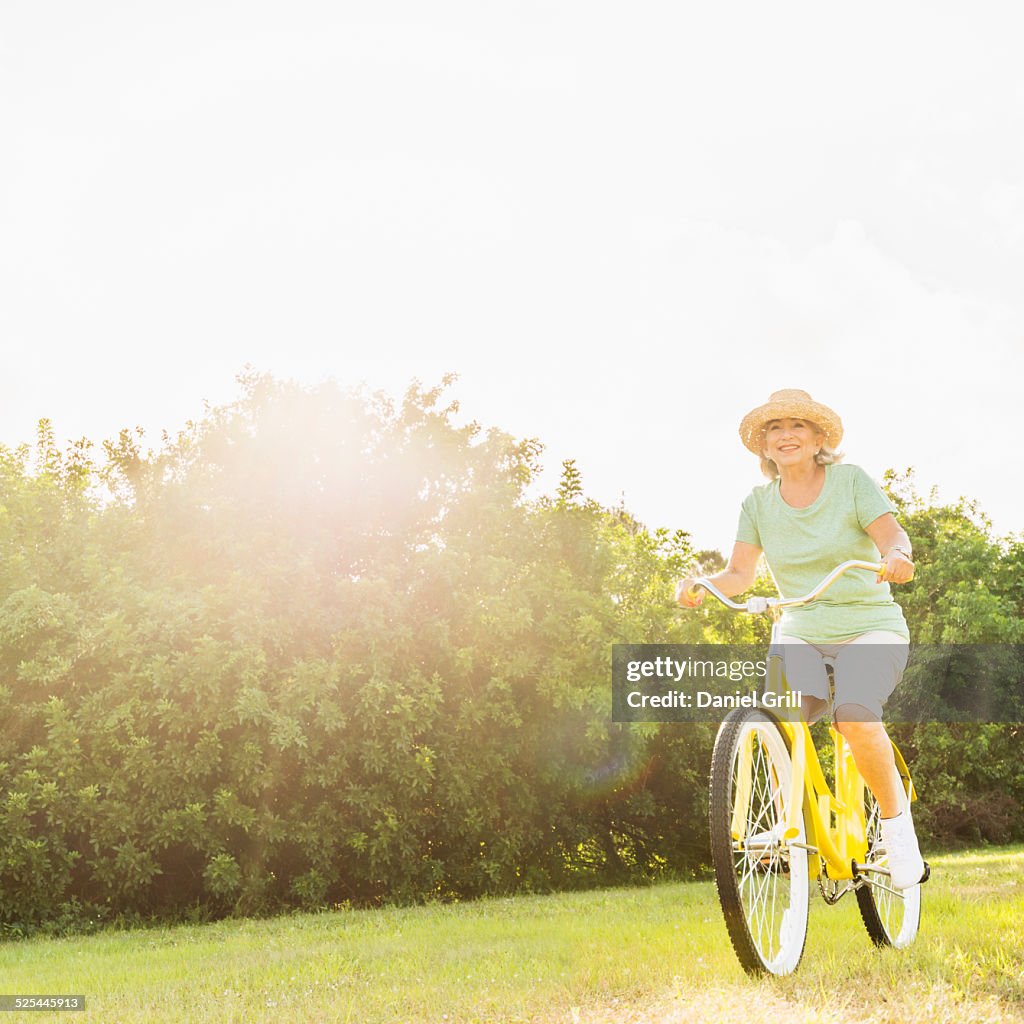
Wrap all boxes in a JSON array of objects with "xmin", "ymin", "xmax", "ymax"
[{"xmin": 763, "ymin": 419, "xmax": 823, "ymax": 464}]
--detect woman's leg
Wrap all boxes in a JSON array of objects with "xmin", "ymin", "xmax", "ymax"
[
  {"xmin": 831, "ymin": 633, "xmax": 911, "ymax": 818},
  {"xmin": 800, "ymin": 694, "xmax": 829, "ymax": 725},
  {"xmin": 832, "ymin": 707, "xmax": 902, "ymax": 817},
  {"xmin": 777, "ymin": 637, "xmax": 830, "ymax": 723},
  {"xmin": 831, "ymin": 636, "xmax": 924, "ymax": 888}
]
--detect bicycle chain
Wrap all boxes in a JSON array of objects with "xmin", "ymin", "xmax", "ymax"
[{"xmin": 818, "ymin": 865, "xmax": 856, "ymax": 905}]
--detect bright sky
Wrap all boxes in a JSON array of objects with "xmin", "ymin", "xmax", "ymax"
[{"xmin": 3, "ymin": 2, "xmax": 1023, "ymax": 552}]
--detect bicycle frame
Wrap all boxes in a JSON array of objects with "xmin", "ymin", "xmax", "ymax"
[
  {"xmin": 765, "ymin": 654, "xmax": 915, "ymax": 882},
  {"xmin": 698, "ymin": 560, "xmax": 918, "ymax": 885}
]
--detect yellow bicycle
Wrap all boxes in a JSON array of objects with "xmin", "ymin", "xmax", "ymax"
[{"xmin": 692, "ymin": 560, "xmax": 930, "ymax": 977}]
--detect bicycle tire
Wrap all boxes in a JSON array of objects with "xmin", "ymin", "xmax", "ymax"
[
  {"xmin": 855, "ymin": 780, "xmax": 922, "ymax": 947},
  {"xmin": 709, "ymin": 707, "xmax": 810, "ymax": 976}
]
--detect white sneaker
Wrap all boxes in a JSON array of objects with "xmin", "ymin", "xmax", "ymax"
[{"xmin": 879, "ymin": 811, "xmax": 925, "ymax": 890}]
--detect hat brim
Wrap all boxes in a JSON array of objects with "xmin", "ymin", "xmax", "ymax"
[{"xmin": 739, "ymin": 398, "xmax": 843, "ymax": 455}]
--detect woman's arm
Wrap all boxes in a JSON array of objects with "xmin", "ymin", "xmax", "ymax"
[
  {"xmin": 676, "ymin": 541, "xmax": 762, "ymax": 606},
  {"xmin": 864, "ymin": 512, "xmax": 915, "ymax": 584}
]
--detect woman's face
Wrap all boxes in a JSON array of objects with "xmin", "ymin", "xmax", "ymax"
[{"xmin": 762, "ymin": 418, "xmax": 824, "ymax": 470}]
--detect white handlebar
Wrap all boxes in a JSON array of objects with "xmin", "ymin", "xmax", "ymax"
[{"xmin": 690, "ymin": 559, "xmax": 884, "ymax": 614}]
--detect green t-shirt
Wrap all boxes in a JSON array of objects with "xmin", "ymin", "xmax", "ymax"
[{"xmin": 735, "ymin": 463, "xmax": 910, "ymax": 643}]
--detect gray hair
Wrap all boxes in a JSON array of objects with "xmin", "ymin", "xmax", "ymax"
[{"xmin": 757, "ymin": 419, "xmax": 844, "ymax": 480}]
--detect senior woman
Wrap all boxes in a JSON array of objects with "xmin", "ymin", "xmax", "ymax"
[{"xmin": 675, "ymin": 389, "xmax": 925, "ymax": 890}]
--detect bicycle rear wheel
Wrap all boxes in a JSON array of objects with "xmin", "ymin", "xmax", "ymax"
[
  {"xmin": 856, "ymin": 781, "xmax": 922, "ymax": 947},
  {"xmin": 709, "ymin": 708, "xmax": 810, "ymax": 976}
]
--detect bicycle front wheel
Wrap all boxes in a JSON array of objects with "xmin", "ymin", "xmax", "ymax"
[
  {"xmin": 709, "ymin": 707, "xmax": 810, "ymax": 977},
  {"xmin": 856, "ymin": 782, "xmax": 922, "ymax": 947}
]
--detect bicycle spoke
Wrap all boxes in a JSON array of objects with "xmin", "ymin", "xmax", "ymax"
[
  {"xmin": 733, "ymin": 728, "xmax": 791, "ymax": 964},
  {"xmin": 856, "ymin": 783, "xmax": 920, "ymax": 947},
  {"xmin": 712, "ymin": 710, "xmax": 809, "ymax": 976}
]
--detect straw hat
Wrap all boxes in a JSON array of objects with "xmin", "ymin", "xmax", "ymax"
[{"xmin": 739, "ymin": 389, "xmax": 843, "ymax": 456}]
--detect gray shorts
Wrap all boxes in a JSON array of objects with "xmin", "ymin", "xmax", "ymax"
[{"xmin": 777, "ymin": 631, "xmax": 910, "ymax": 722}]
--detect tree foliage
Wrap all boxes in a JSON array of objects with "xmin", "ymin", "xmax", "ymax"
[{"xmin": 0, "ymin": 379, "xmax": 1020, "ymax": 936}]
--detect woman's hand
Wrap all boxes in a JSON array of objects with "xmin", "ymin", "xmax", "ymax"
[
  {"xmin": 675, "ymin": 577, "xmax": 705, "ymax": 607},
  {"xmin": 866, "ymin": 517, "xmax": 915, "ymax": 585},
  {"xmin": 877, "ymin": 550, "xmax": 915, "ymax": 585}
]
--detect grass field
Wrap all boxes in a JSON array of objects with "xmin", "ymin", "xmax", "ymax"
[{"xmin": 1, "ymin": 845, "xmax": 1022, "ymax": 1023}]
